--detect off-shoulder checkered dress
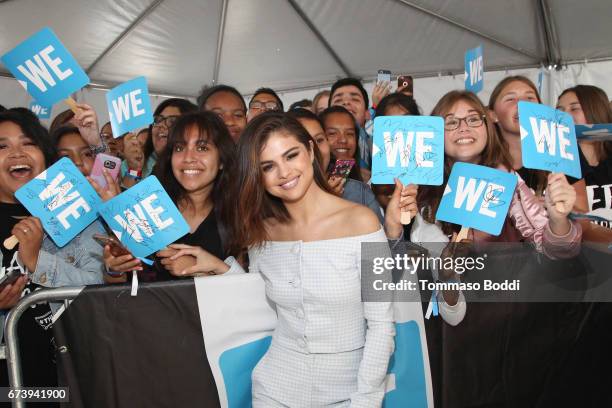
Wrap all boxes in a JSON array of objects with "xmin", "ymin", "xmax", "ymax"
[{"xmin": 228, "ymin": 228, "xmax": 395, "ymax": 407}]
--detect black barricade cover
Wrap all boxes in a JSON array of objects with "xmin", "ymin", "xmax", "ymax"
[{"xmin": 53, "ymin": 280, "xmax": 221, "ymax": 408}]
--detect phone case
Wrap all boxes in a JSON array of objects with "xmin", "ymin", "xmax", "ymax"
[
  {"xmin": 330, "ymin": 159, "xmax": 355, "ymax": 179},
  {"xmin": 90, "ymin": 153, "xmax": 122, "ymax": 188}
]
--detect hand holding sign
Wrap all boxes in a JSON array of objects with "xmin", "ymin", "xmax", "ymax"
[
  {"xmin": 518, "ymin": 101, "xmax": 581, "ymax": 212},
  {"xmin": 14, "ymin": 158, "xmax": 102, "ymax": 247},
  {"xmin": 436, "ymin": 163, "xmax": 517, "ymax": 236},
  {"xmin": 1, "ymin": 27, "xmax": 90, "ymax": 108},
  {"xmin": 98, "ymin": 176, "xmax": 189, "ymax": 258},
  {"xmin": 106, "ymin": 77, "xmax": 153, "ymax": 137}
]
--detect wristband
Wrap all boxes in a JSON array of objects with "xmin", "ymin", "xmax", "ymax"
[
  {"xmin": 105, "ymin": 270, "xmax": 124, "ymax": 278},
  {"xmin": 127, "ymin": 168, "xmax": 142, "ymax": 180}
]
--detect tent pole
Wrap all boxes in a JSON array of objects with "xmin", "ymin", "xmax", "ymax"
[
  {"xmin": 395, "ymin": 0, "xmax": 540, "ymax": 61},
  {"xmin": 86, "ymin": 0, "xmax": 166, "ymax": 74},
  {"xmin": 286, "ymin": 0, "xmax": 354, "ymax": 78},
  {"xmin": 537, "ymin": 0, "xmax": 562, "ymax": 67},
  {"xmin": 212, "ymin": 0, "xmax": 229, "ymax": 85}
]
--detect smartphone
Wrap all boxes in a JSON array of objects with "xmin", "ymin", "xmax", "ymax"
[
  {"xmin": 377, "ymin": 69, "xmax": 391, "ymax": 84},
  {"xmin": 90, "ymin": 153, "xmax": 122, "ymax": 188},
  {"xmin": 397, "ymin": 75, "xmax": 414, "ymax": 94},
  {"xmin": 330, "ymin": 159, "xmax": 355, "ymax": 180},
  {"xmin": 0, "ymin": 267, "xmax": 23, "ymax": 289},
  {"xmin": 93, "ymin": 234, "xmax": 130, "ymax": 257}
]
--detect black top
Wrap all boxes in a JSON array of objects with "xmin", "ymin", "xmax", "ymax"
[
  {"xmin": 153, "ymin": 209, "xmax": 225, "ymax": 281},
  {"xmin": 0, "ymin": 202, "xmax": 57, "ymax": 400},
  {"xmin": 583, "ymin": 156, "xmax": 612, "ymax": 229}
]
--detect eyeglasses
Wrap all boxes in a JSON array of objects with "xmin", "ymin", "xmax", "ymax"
[
  {"xmin": 249, "ymin": 101, "xmax": 280, "ymax": 111},
  {"xmin": 444, "ymin": 114, "xmax": 485, "ymax": 131},
  {"xmin": 153, "ymin": 115, "xmax": 180, "ymax": 128}
]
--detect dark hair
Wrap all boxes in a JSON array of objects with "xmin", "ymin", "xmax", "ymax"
[
  {"xmin": 230, "ymin": 112, "xmax": 332, "ymax": 253},
  {"xmin": 251, "ymin": 88, "xmax": 284, "ymax": 111},
  {"xmin": 330, "ymin": 78, "xmax": 369, "ymax": 109},
  {"xmin": 144, "ymin": 98, "xmax": 198, "ymax": 161},
  {"xmin": 558, "ymin": 84, "xmax": 612, "ymax": 162},
  {"xmin": 11, "ymin": 107, "xmax": 43, "ymax": 124},
  {"xmin": 50, "ymin": 125, "xmax": 83, "ymax": 148},
  {"xmin": 50, "ymin": 109, "xmax": 75, "ymax": 133},
  {"xmin": 286, "ymin": 107, "xmax": 322, "ymax": 126},
  {"xmin": 197, "ymin": 84, "xmax": 247, "ymax": 112},
  {"xmin": 375, "ymin": 93, "xmax": 420, "ymax": 117},
  {"xmin": 0, "ymin": 104, "xmax": 6, "ymax": 112},
  {"xmin": 154, "ymin": 111, "xmax": 236, "ymax": 251},
  {"xmin": 419, "ymin": 90, "xmax": 513, "ymax": 233},
  {"xmin": 319, "ymin": 106, "xmax": 362, "ymax": 181},
  {"xmin": 288, "ymin": 99, "xmax": 312, "ymax": 111},
  {"xmin": 0, "ymin": 109, "xmax": 56, "ymax": 166}
]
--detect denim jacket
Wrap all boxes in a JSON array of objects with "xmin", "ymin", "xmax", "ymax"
[{"xmin": 0, "ymin": 221, "xmax": 105, "ymax": 341}]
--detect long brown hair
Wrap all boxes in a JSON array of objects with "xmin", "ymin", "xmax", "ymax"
[
  {"xmin": 419, "ymin": 91, "xmax": 513, "ymax": 232},
  {"xmin": 229, "ymin": 112, "xmax": 332, "ymax": 253},
  {"xmin": 488, "ymin": 75, "xmax": 549, "ymax": 193},
  {"xmin": 558, "ymin": 84, "xmax": 612, "ymax": 163}
]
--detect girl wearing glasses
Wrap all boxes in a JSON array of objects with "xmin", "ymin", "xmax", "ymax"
[
  {"xmin": 122, "ymin": 98, "xmax": 197, "ymax": 188},
  {"xmin": 410, "ymin": 90, "xmax": 581, "ymax": 257}
]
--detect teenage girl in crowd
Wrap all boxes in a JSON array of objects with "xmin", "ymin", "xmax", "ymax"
[
  {"xmin": 122, "ymin": 98, "xmax": 197, "ymax": 187},
  {"xmin": 165, "ymin": 113, "xmax": 400, "ymax": 406},
  {"xmin": 488, "ymin": 75, "xmax": 589, "ymax": 212},
  {"xmin": 103, "ymin": 112, "xmax": 235, "ymax": 281},
  {"xmin": 407, "ymin": 90, "xmax": 581, "ymax": 407},
  {"xmin": 557, "ymin": 85, "xmax": 612, "ymax": 240},
  {"xmin": 555, "ymin": 84, "xmax": 612, "ymax": 406},
  {"xmin": 287, "ymin": 108, "xmax": 384, "ymax": 224},
  {"xmin": 0, "ymin": 110, "xmax": 104, "ymax": 398}
]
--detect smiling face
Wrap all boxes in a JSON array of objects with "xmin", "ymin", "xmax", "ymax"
[
  {"xmin": 57, "ymin": 131, "xmax": 94, "ymax": 176},
  {"xmin": 260, "ymin": 131, "xmax": 314, "ymax": 203},
  {"xmin": 171, "ymin": 124, "xmax": 221, "ymax": 197},
  {"xmin": 323, "ymin": 112, "xmax": 357, "ymax": 161},
  {"xmin": 296, "ymin": 118, "xmax": 330, "ymax": 170},
  {"xmin": 100, "ymin": 122, "xmax": 124, "ymax": 158},
  {"xmin": 205, "ymin": 91, "xmax": 247, "ymax": 142},
  {"xmin": 153, "ymin": 105, "xmax": 182, "ymax": 155},
  {"xmin": 330, "ymin": 85, "xmax": 366, "ymax": 127},
  {"xmin": 491, "ymin": 80, "xmax": 539, "ymax": 136},
  {"xmin": 443, "ymin": 99, "xmax": 488, "ymax": 164},
  {"xmin": 0, "ymin": 121, "xmax": 46, "ymax": 203},
  {"xmin": 556, "ymin": 91, "xmax": 587, "ymax": 125}
]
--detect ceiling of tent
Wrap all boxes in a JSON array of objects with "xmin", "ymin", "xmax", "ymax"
[{"xmin": 1, "ymin": 0, "xmax": 611, "ymax": 98}]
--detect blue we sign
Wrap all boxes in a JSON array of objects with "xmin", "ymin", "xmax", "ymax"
[
  {"xmin": 15, "ymin": 157, "xmax": 102, "ymax": 247},
  {"xmin": 1, "ymin": 27, "xmax": 90, "ymax": 107},
  {"xmin": 371, "ymin": 116, "xmax": 444, "ymax": 186},
  {"xmin": 105, "ymin": 76, "xmax": 153, "ymax": 137},
  {"xmin": 464, "ymin": 45, "xmax": 484, "ymax": 93},
  {"xmin": 518, "ymin": 101, "xmax": 581, "ymax": 179},
  {"xmin": 98, "ymin": 176, "xmax": 189, "ymax": 258},
  {"xmin": 29, "ymin": 101, "xmax": 52, "ymax": 119},
  {"xmin": 436, "ymin": 163, "xmax": 517, "ymax": 236}
]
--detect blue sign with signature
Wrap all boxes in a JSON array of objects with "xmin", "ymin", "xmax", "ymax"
[
  {"xmin": 519, "ymin": 101, "xmax": 581, "ymax": 179},
  {"xmin": 97, "ymin": 176, "xmax": 189, "ymax": 258},
  {"xmin": 15, "ymin": 157, "xmax": 101, "ymax": 247},
  {"xmin": 371, "ymin": 116, "xmax": 444, "ymax": 186},
  {"xmin": 1, "ymin": 27, "xmax": 90, "ymax": 106},
  {"xmin": 436, "ymin": 162, "xmax": 517, "ymax": 235}
]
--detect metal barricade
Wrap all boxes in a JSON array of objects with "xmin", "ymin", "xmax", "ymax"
[{"xmin": 4, "ymin": 286, "xmax": 84, "ymax": 408}]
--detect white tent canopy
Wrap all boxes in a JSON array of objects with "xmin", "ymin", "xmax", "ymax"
[{"xmin": 1, "ymin": 0, "xmax": 612, "ymax": 121}]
